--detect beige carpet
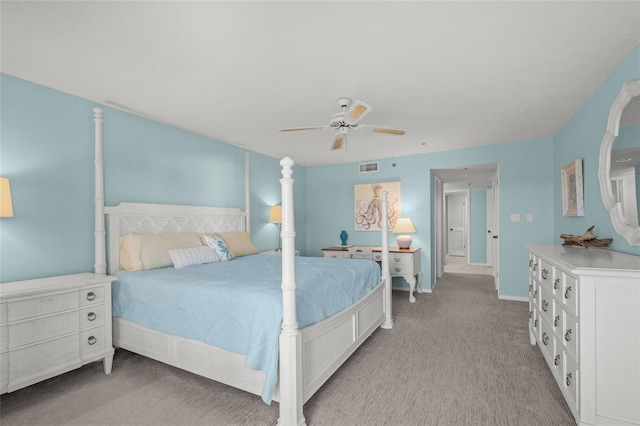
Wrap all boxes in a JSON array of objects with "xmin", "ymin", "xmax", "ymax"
[{"xmin": 0, "ymin": 273, "xmax": 575, "ymax": 426}]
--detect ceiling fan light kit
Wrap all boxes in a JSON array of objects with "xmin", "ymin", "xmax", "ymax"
[{"xmin": 279, "ymin": 97, "xmax": 405, "ymax": 151}]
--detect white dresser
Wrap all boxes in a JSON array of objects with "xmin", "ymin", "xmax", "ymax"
[
  {"xmin": 527, "ymin": 245, "xmax": 640, "ymax": 426},
  {"xmin": 0, "ymin": 273, "xmax": 116, "ymax": 394}
]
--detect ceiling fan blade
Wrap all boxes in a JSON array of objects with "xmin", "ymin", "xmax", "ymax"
[
  {"xmin": 278, "ymin": 126, "xmax": 327, "ymax": 132},
  {"xmin": 373, "ymin": 127, "xmax": 406, "ymax": 135},
  {"xmin": 344, "ymin": 100, "xmax": 372, "ymax": 125},
  {"xmin": 331, "ymin": 133, "xmax": 346, "ymax": 150}
]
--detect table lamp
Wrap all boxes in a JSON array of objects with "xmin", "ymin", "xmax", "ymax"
[
  {"xmin": 392, "ymin": 217, "xmax": 416, "ymax": 249},
  {"xmin": 269, "ymin": 205, "xmax": 282, "ymax": 251}
]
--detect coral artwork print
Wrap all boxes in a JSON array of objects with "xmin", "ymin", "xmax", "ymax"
[{"xmin": 354, "ymin": 182, "xmax": 401, "ymax": 231}]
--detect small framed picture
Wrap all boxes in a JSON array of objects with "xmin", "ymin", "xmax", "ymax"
[{"xmin": 561, "ymin": 159, "xmax": 584, "ymax": 217}]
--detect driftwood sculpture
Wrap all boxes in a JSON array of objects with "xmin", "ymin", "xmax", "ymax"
[{"xmin": 560, "ymin": 226, "xmax": 613, "ymax": 248}]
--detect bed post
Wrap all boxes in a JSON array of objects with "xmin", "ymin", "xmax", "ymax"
[
  {"xmin": 278, "ymin": 157, "xmax": 305, "ymax": 426},
  {"xmin": 93, "ymin": 107, "xmax": 107, "ymax": 275},
  {"xmin": 245, "ymin": 152, "xmax": 251, "ymax": 233},
  {"xmin": 380, "ymin": 190, "xmax": 393, "ymax": 329}
]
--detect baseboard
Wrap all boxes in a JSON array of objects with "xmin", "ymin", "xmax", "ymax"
[{"xmin": 498, "ymin": 295, "xmax": 528, "ymax": 302}]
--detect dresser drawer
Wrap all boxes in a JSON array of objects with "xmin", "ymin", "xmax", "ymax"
[
  {"xmin": 539, "ymin": 286, "xmax": 554, "ymax": 325},
  {"xmin": 79, "ymin": 287, "xmax": 104, "ymax": 307},
  {"xmin": 8, "ymin": 291, "xmax": 77, "ymax": 322},
  {"xmin": 562, "ymin": 274, "xmax": 578, "ymax": 317},
  {"xmin": 80, "ymin": 327, "xmax": 105, "ymax": 356},
  {"xmin": 79, "ymin": 305, "xmax": 105, "ymax": 330},
  {"xmin": 540, "ymin": 317, "xmax": 554, "ymax": 361},
  {"xmin": 539, "ymin": 259, "xmax": 553, "ymax": 290},
  {"xmin": 564, "ymin": 356, "xmax": 579, "ymax": 410},
  {"xmin": 563, "ymin": 313, "xmax": 578, "ymax": 361},
  {"xmin": 551, "ymin": 336, "xmax": 563, "ymax": 380},
  {"xmin": 8, "ymin": 311, "xmax": 79, "ymax": 349},
  {"xmin": 0, "ymin": 352, "xmax": 8, "ymax": 385},
  {"xmin": 390, "ymin": 264, "xmax": 412, "ymax": 275},
  {"xmin": 0, "ymin": 325, "xmax": 7, "ymax": 352},
  {"xmin": 9, "ymin": 334, "xmax": 79, "ymax": 378}
]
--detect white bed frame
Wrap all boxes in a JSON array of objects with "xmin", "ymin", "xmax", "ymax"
[{"xmin": 92, "ymin": 108, "xmax": 392, "ymax": 426}]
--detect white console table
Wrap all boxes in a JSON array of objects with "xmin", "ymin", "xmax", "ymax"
[{"xmin": 322, "ymin": 246, "xmax": 422, "ymax": 302}]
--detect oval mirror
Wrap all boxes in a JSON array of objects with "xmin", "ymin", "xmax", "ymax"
[{"xmin": 599, "ymin": 80, "xmax": 640, "ymax": 245}]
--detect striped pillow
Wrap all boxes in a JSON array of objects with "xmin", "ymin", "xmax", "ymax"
[{"xmin": 168, "ymin": 246, "xmax": 219, "ymax": 269}]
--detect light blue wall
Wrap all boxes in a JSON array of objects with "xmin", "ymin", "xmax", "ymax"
[
  {"xmin": 0, "ymin": 74, "xmax": 300, "ymax": 283},
  {"xmin": 553, "ymin": 43, "xmax": 640, "ymax": 256},
  {"xmin": 304, "ymin": 138, "xmax": 555, "ymax": 298},
  {"xmin": 470, "ymin": 188, "xmax": 487, "ymax": 264}
]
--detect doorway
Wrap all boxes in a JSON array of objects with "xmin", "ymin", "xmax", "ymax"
[{"xmin": 433, "ymin": 164, "xmax": 498, "ymax": 284}]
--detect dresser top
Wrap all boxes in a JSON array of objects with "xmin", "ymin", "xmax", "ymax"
[
  {"xmin": 527, "ymin": 245, "xmax": 640, "ymax": 275},
  {"xmin": 0, "ymin": 273, "xmax": 116, "ymax": 298}
]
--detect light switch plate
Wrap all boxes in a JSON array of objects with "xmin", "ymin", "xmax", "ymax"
[
  {"xmin": 527, "ymin": 213, "xmax": 533, "ymax": 222},
  {"xmin": 511, "ymin": 214, "xmax": 521, "ymax": 222}
]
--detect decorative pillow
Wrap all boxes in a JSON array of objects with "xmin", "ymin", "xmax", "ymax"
[
  {"xmin": 202, "ymin": 233, "xmax": 235, "ymax": 262},
  {"xmin": 119, "ymin": 233, "xmax": 203, "ymax": 271},
  {"xmin": 217, "ymin": 232, "xmax": 260, "ymax": 257},
  {"xmin": 168, "ymin": 246, "xmax": 219, "ymax": 269}
]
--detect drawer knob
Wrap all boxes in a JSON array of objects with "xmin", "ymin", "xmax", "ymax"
[
  {"xmin": 542, "ymin": 269, "xmax": 548, "ymax": 280},
  {"xmin": 529, "ymin": 310, "xmax": 532, "ymax": 319},
  {"xmin": 534, "ymin": 319, "xmax": 538, "ymax": 328},
  {"xmin": 394, "ymin": 267, "xmax": 401, "ymax": 273},
  {"xmin": 542, "ymin": 332, "xmax": 549, "ymax": 345},
  {"xmin": 87, "ymin": 312, "xmax": 97, "ymax": 321},
  {"xmin": 529, "ymin": 259, "xmax": 533, "ymax": 267},
  {"xmin": 554, "ymin": 316, "xmax": 560, "ymax": 327},
  {"xmin": 554, "ymin": 278, "xmax": 560, "ymax": 290},
  {"xmin": 533, "ymin": 290, "xmax": 538, "ymax": 299},
  {"xmin": 542, "ymin": 300, "xmax": 549, "ymax": 312},
  {"xmin": 565, "ymin": 329, "xmax": 572, "ymax": 342},
  {"xmin": 554, "ymin": 355, "xmax": 560, "ymax": 366},
  {"xmin": 564, "ymin": 286, "xmax": 572, "ymax": 299},
  {"xmin": 566, "ymin": 372, "xmax": 572, "ymax": 387},
  {"xmin": 87, "ymin": 292, "xmax": 96, "ymax": 301},
  {"xmin": 88, "ymin": 336, "xmax": 97, "ymax": 345},
  {"xmin": 394, "ymin": 257, "xmax": 401, "ymax": 262},
  {"xmin": 533, "ymin": 263, "xmax": 537, "ymax": 272}
]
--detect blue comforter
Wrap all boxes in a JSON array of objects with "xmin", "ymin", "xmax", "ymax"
[{"xmin": 112, "ymin": 254, "xmax": 381, "ymax": 403}]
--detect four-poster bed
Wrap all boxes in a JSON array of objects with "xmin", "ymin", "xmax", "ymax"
[{"xmin": 92, "ymin": 107, "xmax": 393, "ymax": 426}]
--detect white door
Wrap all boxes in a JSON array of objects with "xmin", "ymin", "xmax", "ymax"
[
  {"xmin": 491, "ymin": 175, "xmax": 500, "ymax": 291},
  {"xmin": 447, "ymin": 194, "xmax": 466, "ymax": 257}
]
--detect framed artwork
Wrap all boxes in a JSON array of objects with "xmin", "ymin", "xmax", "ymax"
[
  {"xmin": 354, "ymin": 181, "xmax": 401, "ymax": 231},
  {"xmin": 561, "ymin": 159, "xmax": 584, "ymax": 217}
]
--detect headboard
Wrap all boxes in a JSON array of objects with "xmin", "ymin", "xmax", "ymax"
[{"xmin": 105, "ymin": 202, "xmax": 247, "ymax": 274}]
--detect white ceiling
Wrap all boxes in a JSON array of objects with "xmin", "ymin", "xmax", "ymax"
[{"xmin": 2, "ymin": 1, "xmax": 639, "ymax": 170}]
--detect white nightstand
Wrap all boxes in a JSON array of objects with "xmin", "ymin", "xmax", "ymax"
[
  {"xmin": 373, "ymin": 247, "xmax": 422, "ymax": 303},
  {"xmin": 0, "ymin": 273, "xmax": 116, "ymax": 394}
]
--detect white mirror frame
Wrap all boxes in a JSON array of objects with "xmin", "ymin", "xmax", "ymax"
[{"xmin": 598, "ymin": 80, "xmax": 640, "ymax": 246}]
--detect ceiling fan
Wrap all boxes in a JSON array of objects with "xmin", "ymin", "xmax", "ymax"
[{"xmin": 278, "ymin": 97, "xmax": 406, "ymax": 150}]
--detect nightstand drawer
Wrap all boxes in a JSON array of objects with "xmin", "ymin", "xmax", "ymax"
[
  {"xmin": 389, "ymin": 254, "xmax": 412, "ymax": 266},
  {"xmin": 79, "ymin": 287, "xmax": 104, "ymax": 307},
  {"xmin": 8, "ymin": 291, "xmax": 77, "ymax": 322},
  {"xmin": 80, "ymin": 327, "xmax": 105, "ymax": 356},
  {"xmin": 79, "ymin": 305, "xmax": 105, "ymax": 330},
  {"xmin": 9, "ymin": 311, "xmax": 79, "ymax": 349}
]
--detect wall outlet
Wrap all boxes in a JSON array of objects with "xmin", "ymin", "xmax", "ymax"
[
  {"xmin": 526, "ymin": 213, "xmax": 533, "ymax": 222},
  {"xmin": 511, "ymin": 214, "xmax": 521, "ymax": 222}
]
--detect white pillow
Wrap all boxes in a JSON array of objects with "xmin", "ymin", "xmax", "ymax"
[{"xmin": 168, "ymin": 246, "xmax": 219, "ymax": 269}]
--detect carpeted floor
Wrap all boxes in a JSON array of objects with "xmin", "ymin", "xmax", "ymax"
[{"xmin": 0, "ymin": 273, "xmax": 575, "ymax": 425}]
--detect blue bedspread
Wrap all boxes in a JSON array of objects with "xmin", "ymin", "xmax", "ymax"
[{"xmin": 112, "ymin": 254, "xmax": 381, "ymax": 403}]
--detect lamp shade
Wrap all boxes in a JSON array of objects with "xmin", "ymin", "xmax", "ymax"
[
  {"xmin": 392, "ymin": 217, "xmax": 416, "ymax": 249},
  {"xmin": 392, "ymin": 218, "xmax": 416, "ymax": 234},
  {"xmin": 269, "ymin": 205, "xmax": 282, "ymax": 223},
  {"xmin": 0, "ymin": 177, "xmax": 14, "ymax": 217}
]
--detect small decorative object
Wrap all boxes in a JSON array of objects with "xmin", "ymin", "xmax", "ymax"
[
  {"xmin": 561, "ymin": 159, "xmax": 584, "ymax": 217},
  {"xmin": 340, "ymin": 230, "xmax": 348, "ymax": 245},
  {"xmin": 560, "ymin": 226, "xmax": 613, "ymax": 248}
]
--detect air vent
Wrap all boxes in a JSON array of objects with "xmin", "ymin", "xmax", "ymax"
[{"xmin": 359, "ymin": 162, "xmax": 379, "ymax": 173}]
